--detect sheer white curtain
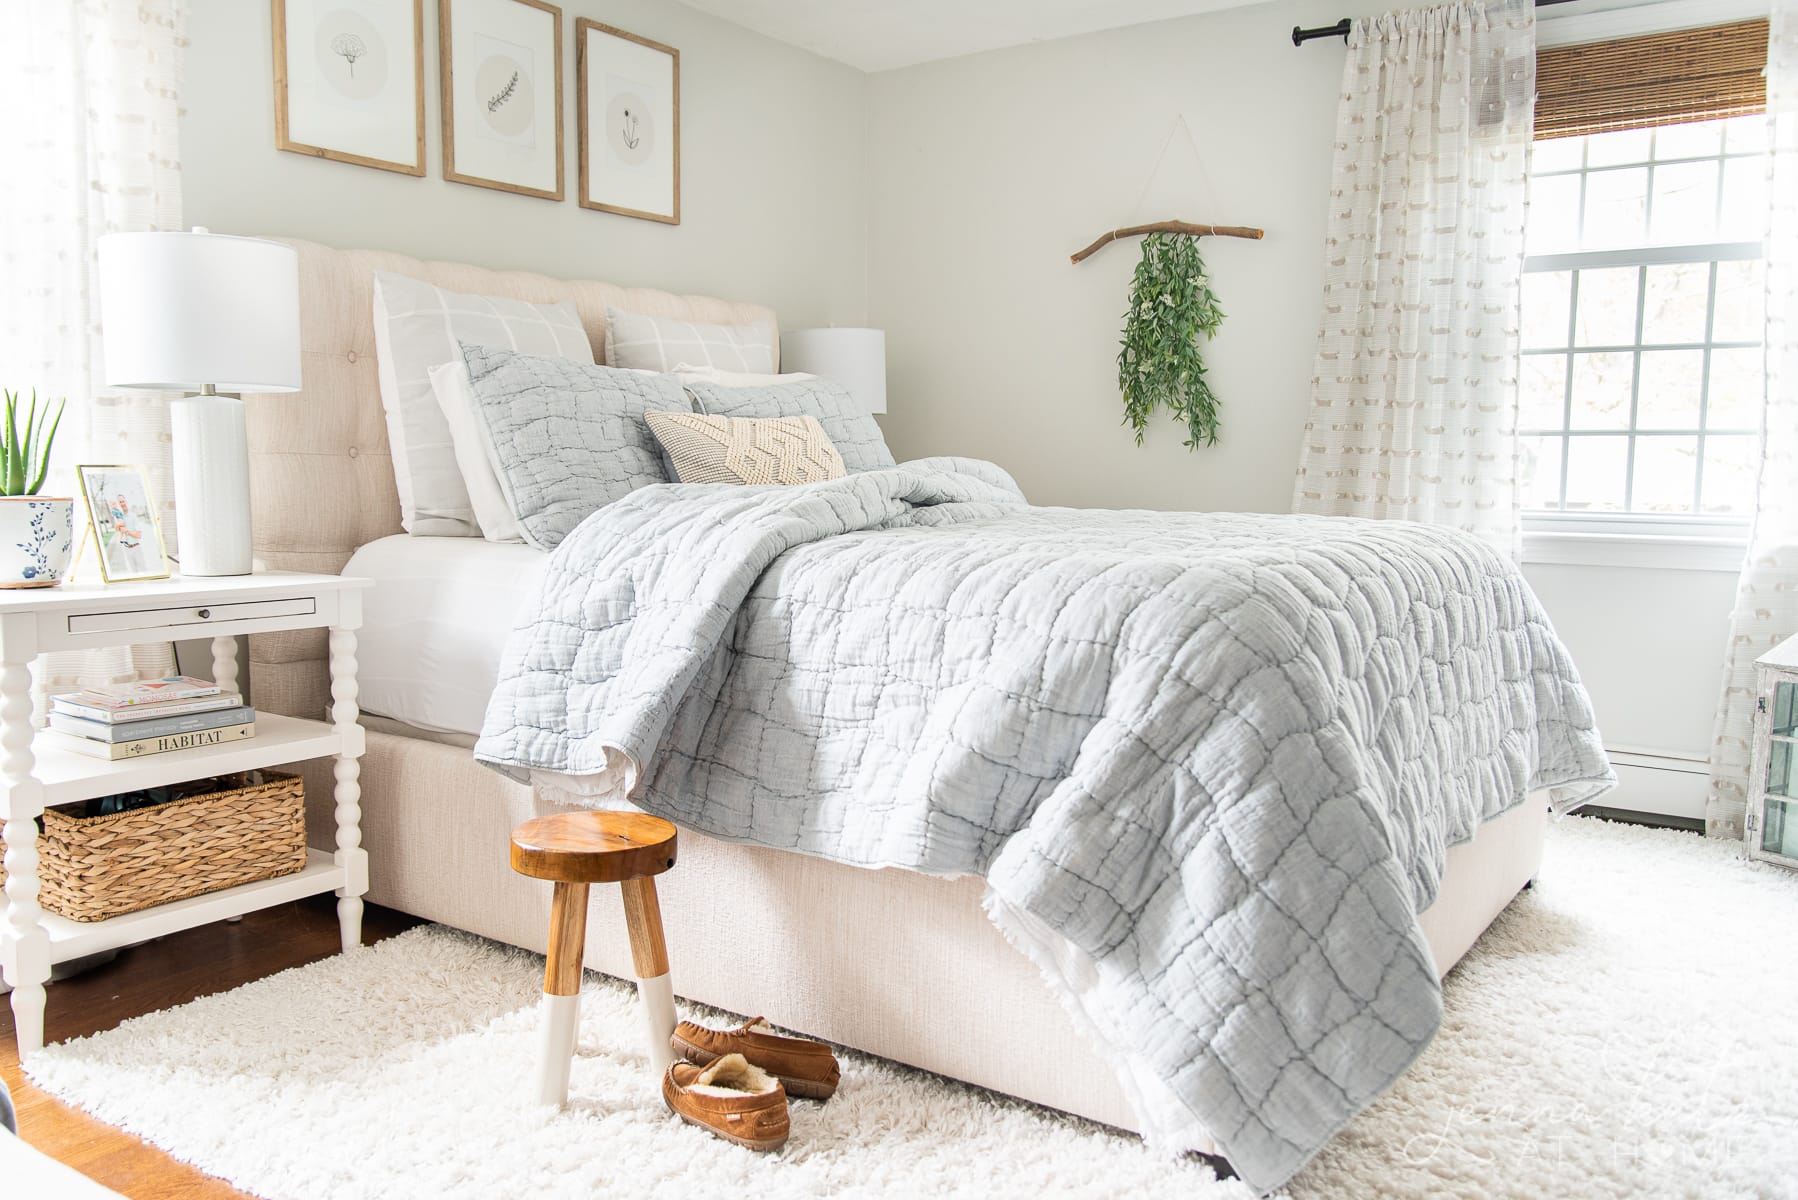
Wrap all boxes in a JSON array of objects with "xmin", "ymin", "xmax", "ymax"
[
  {"xmin": 0, "ymin": 0, "xmax": 187, "ymax": 689},
  {"xmin": 1292, "ymin": 0, "xmax": 1536, "ymax": 556},
  {"xmin": 1708, "ymin": 2, "xmax": 1798, "ymax": 841}
]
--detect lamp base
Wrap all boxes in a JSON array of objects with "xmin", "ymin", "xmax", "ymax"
[{"xmin": 170, "ymin": 392, "xmax": 253, "ymax": 577}]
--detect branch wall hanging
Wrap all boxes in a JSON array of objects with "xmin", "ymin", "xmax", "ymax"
[{"xmin": 1075, "ymin": 117, "xmax": 1263, "ymax": 450}]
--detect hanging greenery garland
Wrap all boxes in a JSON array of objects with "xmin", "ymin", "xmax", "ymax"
[{"xmin": 1116, "ymin": 232, "xmax": 1226, "ymax": 449}]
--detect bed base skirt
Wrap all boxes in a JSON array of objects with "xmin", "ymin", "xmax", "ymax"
[{"xmin": 301, "ymin": 730, "xmax": 1547, "ymax": 1142}]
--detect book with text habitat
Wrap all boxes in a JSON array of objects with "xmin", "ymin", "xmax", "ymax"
[{"xmin": 55, "ymin": 722, "xmax": 256, "ymax": 761}]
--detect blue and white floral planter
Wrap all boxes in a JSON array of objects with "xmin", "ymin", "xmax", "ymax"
[{"xmin": 0, "ymin": 497, "xmax": 73, "ymax": 589}]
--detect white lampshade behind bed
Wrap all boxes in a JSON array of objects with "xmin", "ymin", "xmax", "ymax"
[
  {"xmin": 99, "ymin": 228, "xmax": 302, "ymax": 576},
  {"xmin": 779, "ymin": 327, "xmax": 886, "ymax": 415}
]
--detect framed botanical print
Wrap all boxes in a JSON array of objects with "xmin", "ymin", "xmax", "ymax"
[
  {"xmin": 439, "ymin": 0, "xmax": 564, "ymax": 200},
  {"xmin": 77, "ymin": 465, "xmax": 170, "ymax": 584},
  {"xmin": 577, "ymin": 19, "xmax": 679, "ymax": 224},
  {"xmin": 273, "ymin": 0, "xmax": 426, "ymax": 176}
]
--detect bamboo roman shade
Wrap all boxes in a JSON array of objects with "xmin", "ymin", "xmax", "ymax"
[{"xmin": 1536, "ymin": 19, "xmax": 1769, "ymax": 140}]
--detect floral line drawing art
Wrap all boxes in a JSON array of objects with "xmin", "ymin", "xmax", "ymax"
[
  {"xmin": 331, "ymin": 32, "xmax": 366, "ymax": 76},
  {"xmin": 488, "ymin": 69, "xmax": 519, "ymax": 112},
  {"xmin": 576, "ymin": 19, "xmax": 677, "ymax": 221}
]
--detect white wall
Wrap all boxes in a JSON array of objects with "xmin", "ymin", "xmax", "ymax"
[
  {"xmin": 865, "ymin": 0, "xmax": 1736, "ymax": 816},
  {"xmin": 181, "ymin": 0, "xmax": 869, "ymax": 328},
  {"xmin": 1522, "ymin": 563, "xmax": 1736, "ymax": 762},
  {"xmin": 867, "ymin": 0, "xmax": 1391, "ymax": 514}
]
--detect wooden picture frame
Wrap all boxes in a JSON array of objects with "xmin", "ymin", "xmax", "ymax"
[
  {"xmin": 577, "ymin": 19, "xmax": 680, "ymax": 224},
  {"xmin": 439, "ymin": 0, "xmax": 565, "ymax": 200},
  {"xmin": 76, "ymin": 465, "xmax": 170, "ymax": 585},
  {"xmin": 273, "ymin": 0, "xmax": 426, "ymax": 177}
]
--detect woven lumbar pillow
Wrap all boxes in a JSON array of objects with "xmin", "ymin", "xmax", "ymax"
[{"xmin": 643, "ymin": 411, "xmax": 846, "ymax": 485}]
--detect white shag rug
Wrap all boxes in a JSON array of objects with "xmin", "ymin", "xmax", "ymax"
[{"xmin": 26, "ymin": 816, "xmax": 1798, "ymax": 1200}]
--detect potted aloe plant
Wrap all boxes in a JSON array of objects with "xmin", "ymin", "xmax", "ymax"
[{"xmin": 0, "ymin": 389, "xmax": 71, "ymax": 588}]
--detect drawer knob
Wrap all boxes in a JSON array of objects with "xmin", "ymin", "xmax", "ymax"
[{"xmin": 197, "ymin": 608, "xmax": 211, "ymax": 619}]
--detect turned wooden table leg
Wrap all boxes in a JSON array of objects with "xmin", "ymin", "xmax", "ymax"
[
  {"xmin": 621, "ymin": 875, "xmax": 676, "ymax": 1076},
  {"xmin": 210, "ymin": 633, "xmax": 239, "ymax": 697},
  {"xmin": 209, "ymin": 636, "xmax": 240, "ymax": 908},
  {"xmin": 537, "ymin": 880, "xmax": 589, "ymax": 1107},
  {"xmin": 1, "ymin": 616, "xmax": 48, "ymax": 1060},
  {"xmin": 329, "ymin": 622, "xmax": 367, "ymax": 953},
  {"xmin": 28, "ymin": 654, "xmax": 47, "ymax": 732}
]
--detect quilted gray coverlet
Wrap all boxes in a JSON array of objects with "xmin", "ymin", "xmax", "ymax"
[{"xmin": 475, "ymin": 458, "xmax": 1613, "ymax": 1191}]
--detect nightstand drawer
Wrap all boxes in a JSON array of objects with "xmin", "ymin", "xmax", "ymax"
[{"xmin": 66, "ymin": 596, "xmax": 318, "ymax": 635}]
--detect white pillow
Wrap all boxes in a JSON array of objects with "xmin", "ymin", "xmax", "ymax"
[
  {"xmin": 373, "ymin": 272, "xmax": 594, "ymax": 536},
  {"xmin": 428, "ymin": 361, "xmax": 524, "ymax": 544},
  {"xmin": 668, "ymin": 363, "xmax": 816, "ymax": 388},
  {"xmin": 605, "ymin": 306, "xmax": 776, "ymax": 374}
]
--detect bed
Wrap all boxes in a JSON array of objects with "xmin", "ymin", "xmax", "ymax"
[{"xmin": 248, "ymin": 239, "xmax": 1602, "ymax": 1191}]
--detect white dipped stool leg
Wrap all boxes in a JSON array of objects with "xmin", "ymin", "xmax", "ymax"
[
  {"xmin": 620, "ymin": 876, "xmax": 675, "ymax": 1075},
  {"xmin": 537, "ymin": 880, "xmax": 589, "ymax": 1108},
  {"xmin": 536, "ymin": 992, "xmax": 583, "ymax": 1107},
  {"xmin": 636, "ymin": 972, "xmax": 677, "ymax": 1076}
]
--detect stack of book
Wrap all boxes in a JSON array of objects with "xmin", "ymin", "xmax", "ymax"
[{"xmin": 49, "ymin": 676, "xmax": 256, "ymax": 761}]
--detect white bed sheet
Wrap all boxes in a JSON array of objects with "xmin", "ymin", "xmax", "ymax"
[{"xmin": 343, "ymin": 534, "xmax": 546, "ymax": 736}]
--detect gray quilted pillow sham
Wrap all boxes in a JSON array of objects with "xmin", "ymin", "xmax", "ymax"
[
  {"xmin": 460, "ymin": 343, "xmax": 684, "ymax": 551},
  {"xmin": 684, "ymin": 379, "xmax": 895, "ymax": 473}
]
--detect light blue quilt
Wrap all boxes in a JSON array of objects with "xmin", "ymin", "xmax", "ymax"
[{"xmin": 475, "ymin": 457, "xmax": 1613, "ymax": 1191}]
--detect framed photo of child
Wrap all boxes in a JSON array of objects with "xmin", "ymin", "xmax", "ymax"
[{"xmin": 77, "ymin": 465, "xmax": 170, "ymax": 583}]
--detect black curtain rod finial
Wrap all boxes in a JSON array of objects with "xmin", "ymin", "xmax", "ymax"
[{"xmin": 1291, "ymin": 18, "xmax": 1351, "ymax": 46}]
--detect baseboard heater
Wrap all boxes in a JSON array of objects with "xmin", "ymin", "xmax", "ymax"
[{"xmin": 1597, "ymin": 747, "xmax": 1710, "ymax": 824}]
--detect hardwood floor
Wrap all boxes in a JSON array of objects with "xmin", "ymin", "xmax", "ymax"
[{"xmin": 2, "ymin": 896, "xmax": 422, "ymax": 1199}]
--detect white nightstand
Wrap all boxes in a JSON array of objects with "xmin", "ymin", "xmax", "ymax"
[{"xmin": 0, "ymin": 571, "xmax": 371, "ymax": 1060}]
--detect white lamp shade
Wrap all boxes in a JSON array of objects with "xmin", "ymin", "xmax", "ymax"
[
  {"xmin": 98, "ymin": 229, "xmax": 302, "ymax": 392},
  {"xmin": 780, "ymin": 327, "xmax": 886, "ymax": 415}
]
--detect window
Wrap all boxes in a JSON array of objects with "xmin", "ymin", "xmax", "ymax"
[{"xmin": 1520, "ymin": 116, "xmax": 1766, "ymax": 522}]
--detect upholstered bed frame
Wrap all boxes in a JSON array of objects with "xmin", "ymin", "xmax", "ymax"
[{"xmin": 247, "ymin": 238, "xmax": 1547, "ymax": 1147}]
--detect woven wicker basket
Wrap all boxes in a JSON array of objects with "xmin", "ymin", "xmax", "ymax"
[{"xmin": 31, "ymin": 771, "xmax": 308, "ymax": 923}]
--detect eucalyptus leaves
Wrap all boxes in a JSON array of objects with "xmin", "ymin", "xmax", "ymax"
[{"xmin": 1117, "ymin": 232, "xmax": 1225, "ymax": 449}]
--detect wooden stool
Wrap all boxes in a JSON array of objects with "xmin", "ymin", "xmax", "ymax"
[{"xmin": 510, "ymin": 811, "xmax": 679, "ymax": 1107}]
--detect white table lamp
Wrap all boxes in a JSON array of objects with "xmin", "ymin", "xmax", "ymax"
[
  {"xmin": 780, "ymin": 327, "xmax": 886, "ymax": 415},
  {"xmin": 99, "ymin": 229, "xmax": 301, "ymax": 577}
]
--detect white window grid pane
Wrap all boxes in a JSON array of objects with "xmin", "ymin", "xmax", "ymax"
[
  {"xmin": 1522, "ymin": 255, "xmax": 1761, "ymax": 513},
  {"xmin": 1527, "ymin": 121, "xmax": 1766, "ymax": 250},
  {"xmin": 1524, "ymin": 122, "xmax": 1766, "ymax": 518}
]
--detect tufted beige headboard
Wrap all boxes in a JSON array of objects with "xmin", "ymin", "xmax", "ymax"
[{"xmin": 246, "ymin": 237, "xmax": 779, "ymax": 720}]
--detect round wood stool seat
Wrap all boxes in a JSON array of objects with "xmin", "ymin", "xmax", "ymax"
[
  {"xmin": 509, "ymin": 810, "xmax": 680, "ymax": 1107},
  {"xmin": 509, "ymin": 811, "xmax": 678, "ymax": 884}
]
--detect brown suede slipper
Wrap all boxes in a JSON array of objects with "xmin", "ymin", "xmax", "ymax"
[
  {"xmin": 662, "ymin": 1053, "xmax": 790, "ymax": 1152},
  {"xmin": 672, "ymin": 1017, "xmax": 842, "ymax": 1101}
]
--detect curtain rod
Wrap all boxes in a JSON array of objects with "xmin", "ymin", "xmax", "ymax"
[{"xmin": 1292, "ymin": 0, "xmax": 1581, "ymax": 45}]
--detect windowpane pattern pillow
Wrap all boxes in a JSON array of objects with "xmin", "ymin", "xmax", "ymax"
[
  {"xmin": 372, "ymin": 271, "xmax": 594, "ymax": 536},
  {"xmin": 684, "ymin": 379, "xmax": 895, "ymax": 473},
  {"xmin": 461, "ymin": 344, "xmax": 685, "ymax": 551},
  {"xmin": 604, "ymin": 306, "xmax": 777, "ymax": 373},
  {"xmin": 644, "ymin": 411, "xmax": 846, "ymax": 485}
]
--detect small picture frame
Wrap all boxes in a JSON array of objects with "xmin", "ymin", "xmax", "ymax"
[
  {"xmin": 273, "ymin": 0, "xmax": 427, "ymax": 177},
  {"xmin": 440, "ymin": 0, "xmax": 565, "ymax": 200},
  {"xmin": 77, "ymin": 465, "xmax": 170, "ymax": 584},
  {"xmin": 577, "ymin": 19, "xmax": 679, "ymax": 224}
]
